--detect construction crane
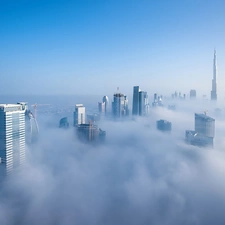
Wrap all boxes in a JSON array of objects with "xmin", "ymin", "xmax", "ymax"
[{"xmin": 31, "ymin": 103, "xmax": 50, "ymax": 118}]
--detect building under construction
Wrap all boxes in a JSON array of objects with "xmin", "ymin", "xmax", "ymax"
[{"xmin": 76, "ymin": 123, "xmax": 106, "ymax": 143}]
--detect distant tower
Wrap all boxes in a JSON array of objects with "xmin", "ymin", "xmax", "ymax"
[
  {"xmin": 98, "ymin": 102, "xmax": 105, "ymax": 114},
  {"xmin": 112, "ymin": 90, "xmax": 129, "ymax": 118},
  {"xmin": 139, "ymin": 91, "xmax": 148, "ymax": 116},
  {"xmin": 132, "ymin": 86, "xmax": 149, "ymax": 116},
  {"xmin": 0, "ymin": 103, "xmax": 26, "ymax": 180},
  {"xmin": 190, "ymin": 89, "xmax": 196, "ymax": 99},
  {"xmin": 102, "ymin": 96, "xmax": 109, "ymax": 113},
  {"xmin": 132, "ymin": 86, "xmax": 140, "ymax": 116},
  {"xmin": 211, "ymin": 49, "xmax": 217, "ymax": 101},
  {"xmin": 73, "ymin": 104, "xmax": 85, "ymax": 126}
]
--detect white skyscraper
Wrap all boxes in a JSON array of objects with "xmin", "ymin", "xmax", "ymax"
[
  {"xmin": 73, "ymin": 104, "xmax": 86, "ymax": 126},
  {"xmin": 0, "ymin": 103, "xmax": 26, "ymax": 180}
]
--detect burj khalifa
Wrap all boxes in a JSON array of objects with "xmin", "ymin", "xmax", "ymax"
[{"xmin": 211, "ymin": 49, "xmax": 217, "ymax": 101}]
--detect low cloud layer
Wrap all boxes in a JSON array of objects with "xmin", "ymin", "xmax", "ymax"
[{"xmin": 1, "ymin": 100, "xmax": 225, "ymax": 225}]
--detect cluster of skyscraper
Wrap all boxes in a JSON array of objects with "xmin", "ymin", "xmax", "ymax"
[{"xmin": 1, "ymin": 50, "xmax": 219, "ymax": 181}]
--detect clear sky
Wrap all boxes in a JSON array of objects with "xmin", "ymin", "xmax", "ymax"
[{"xmin": 0, "ymin": 0, "xmax": 225, "ymax": 98}]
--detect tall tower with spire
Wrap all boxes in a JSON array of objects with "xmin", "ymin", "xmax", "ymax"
[{"xmin": 211, "ymin": 49, "xmax": 217, "ymax": 101}]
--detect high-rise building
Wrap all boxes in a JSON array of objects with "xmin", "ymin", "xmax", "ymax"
[
  {"xmin": 139, "ymin": 91, "xmax": 149, "ymax": 116},
  {"xmin": 98, "ymin": 102, "xmax": 105, "ymax": 114},
  {"xmin": 211, "ymin": 49, "xmax": 217, "ymax": 101},
  {"xmin": 190, "ymin": 89, "xmax": 196, "ymax": 99},
  {"xmin": 152, "ymin": 93, "xmax": 163, "ymax": 107},
  {"xmin": 112, "ymin": 92, "xmax": 129, "ymax": 118},
  {"xmin": 132, "ymin": 86, "xmax": 140, "ymax": 116},
  {"xmin": 73, "ymin": 104, "xmax": 85, "ymax": 126},
  {"xmin": 195, "ymin": 113, "xmax": 215, "ymax": 138},
  {"xmin": 102, "ymin": 96, "xmax": 109, "ymax": 113},
  {"xmin": 0, "ymin": 103, "xmax": 26, "ymax": 180},
  {"xmin": 132, "ymin": 86, "xmax": 149, "ymax": 116},
  {"xmin": 185, "ymin": 113, "xmax": 215, "ymax": 148}
]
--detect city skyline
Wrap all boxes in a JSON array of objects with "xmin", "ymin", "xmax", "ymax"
[
  {"xmin": 2, "ymin": 2, "xmax": 225, "ymax": 224},
  {"xmin": 0, "ymin": 0, "xmax": 225, "ymax": 97}
]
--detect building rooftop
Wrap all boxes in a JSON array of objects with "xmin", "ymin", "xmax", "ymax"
[
  {"xmin": 75, "ymin": 104, "xmax": 84, "ymax": 107},
  {"xmin": 114, "ymin": 93, "xmax": 124, "ymax": 97},
  {"xmin": 0, "ymin": 104, "xmax": 22, "ymax": 112},
  {"xmin": 195, "ymin": 113, "xmax": 215, "ymax": 122}
]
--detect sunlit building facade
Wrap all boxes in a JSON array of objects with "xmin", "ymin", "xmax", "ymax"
[
  {"xmin": 0, "ymin": 103, "xmax": 26, "ymax": 180},
  {"xmin": 74, "ymin": 104, "xmax": 85, "ymax": 126}
]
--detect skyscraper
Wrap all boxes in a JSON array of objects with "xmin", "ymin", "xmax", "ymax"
[
  {"xmin": 211, "ymin": 49, "xmax": 217, "ymax": 101},
  {"xmin": 132, "ymin": 86, "xmax": 140, "ymax": 116},
  {"xmin": 102, "ymin": 96, "xmax": 109, "ymax": 113},
  {"xmin": 0, "ymin": 103, "xmax": 26, "ymax": 180},
  {"xmin": 98, "ymin": 102, "xmax": 105, "ymax": 114},
  {"xmin": 185, "ymin": 113, "xmax": 215, "ymax": 148},
  {"xmin": 195, "ymin": 113, "xmax": 215, "ymax": 138},
  {"xmin": 112, "ymin": 91, "xmax": 129, "ymax": 118},
  {"xmin": 132, "ymin": 86, "xmax": 149, "ymax": 116},
  {"xmin": 190, "ymin": 89, "xmax": 196, "ymax": 99},
  {"xmin": 73, "ymin": 104, "xmax": 85, "ymax": 126}
]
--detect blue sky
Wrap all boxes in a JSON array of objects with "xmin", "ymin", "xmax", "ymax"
[{"xmin": 0, "ymin": 0, "xmax": 225, "ymax": 98}]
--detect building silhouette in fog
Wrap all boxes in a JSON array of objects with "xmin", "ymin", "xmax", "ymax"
[
  {"xmin": 74, "ymin": 104, "xmax": 85, "ymax": 126},
  {"xmin": 152, "ymin": 93, "xmax": 163, "ymax": 107},
  {"xmin": 0, "ymin": 103, "xmax": 26, "ymax": 181},
  {"xmin": 98, "ymin": 102, "xmax": 105, "ymax": 114},
  {"xmin": 103, "ymin": 96, "xmax": 109, "ymax": 113},
  {"xmin": 190, "ymin": 90, "xmax": 196, "ymax": 99},
  {"xmin": 157, "ymin": 120, "xmax": 172, "ymax": 132},
  {"xmin": 112, "ymin": 90, "xmax": 129, "ymax": 118},
  {"xmin": 59, "ymin": 117, "xmax": 69, "ymax": 128},
  {"xmin": 76, "ymin": 123, "xmax": 106, "ymax": 143}
]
